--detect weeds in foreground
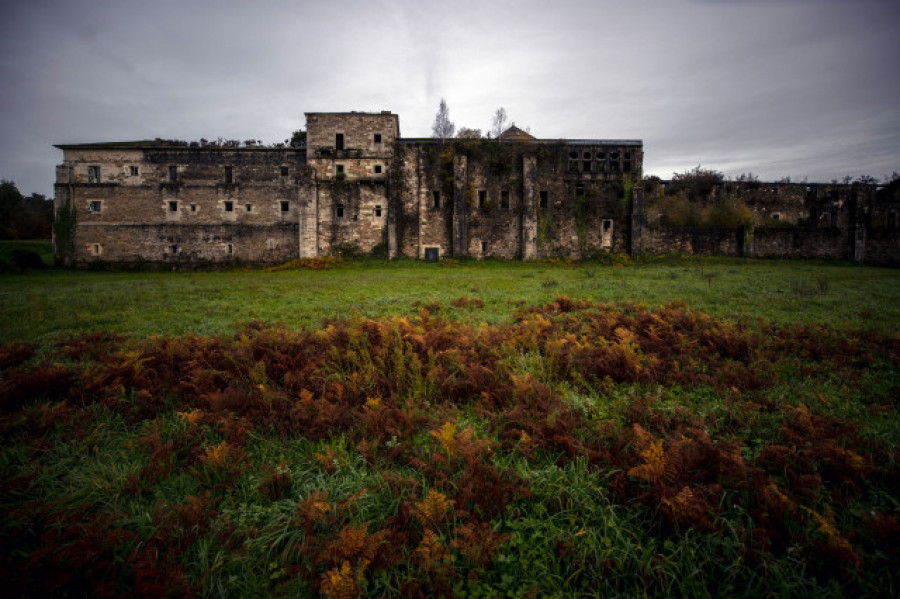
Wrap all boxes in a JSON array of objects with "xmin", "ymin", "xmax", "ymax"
[{"xmin": 1, "ymin": 298, "xmax": 898, "ymax": 596}]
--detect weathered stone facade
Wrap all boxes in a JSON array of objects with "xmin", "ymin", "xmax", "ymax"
[{"xmin": 53, "ymin": 110, "xmax": 898, "ymax": 267}]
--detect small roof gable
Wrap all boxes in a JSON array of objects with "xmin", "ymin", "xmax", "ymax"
[{"xmin": 498, "ymin": 124, "xmax": 536, "ymax": 141}]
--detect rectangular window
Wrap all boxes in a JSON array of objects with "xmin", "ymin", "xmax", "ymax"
[
  {"xmin": 478, "ymin": 190, "xmax": 487, "ymax": 210},
  {"xmin": 568, "ymin": 161, "xmax": 578, "ymax": 173},
  {"xmin": 245, "ymin": 204, "xmax": 252, "ymax": 212},
  {"xmin": 280, "ymin": 201, "xmax": 290, "ymax": 212},
  {"xmin": 170, "ymin": 245, "xmax": 178, "ymax": 254},
  {"xmin": 168, "ymin": 201, "xmax": 178, "ymax": 212},
  {"xmin": 336, "ymin": 203, "xmax": 344, "ymax": 218},
  {"xmin": 91, "ymin": 243, "xmax": 101, "ymax": 256},
  {"xmin": 623, "ymin": 162, "xmax": 631, "ymax": 172},
  {"xmin": 224, "ymin": 201, "xmax": 234, "ymax": 212},
  {"xmin": 374, "ymin": 133, "xmax": 382, "ymax": 144},
  {"xmin": 582, "ymin": 161, "xmax": 591, "ymax": 173},
  {"xmin": 168, "ymin": 165, "xmax": 177, "ymax": 182},
  {"xmin": 576, "ymin": 187, "xmax": 585, "ymax": 197},
  {"xmin": 501, "ymin": 190, "xmax": 510, "ymax": 210},
  {"xmin": 374, "ymin": 164, "xmax": 382, "ymax": 174},
  {"xmin": 129, "ymin": 166, "xmax": 139, "ymax": 176},
  {"xmin": 375, "ymin": 205, "xmax": 382, "ymax": 217},
  {"xmin": 87, "ymin": 165, "xmax": 100, "ymax": 183},
  {"xmin": 280, "ymin": 166, "xmax": 289, "ymax": 177},
  {"xmin": 539, "ymin": 190, "xmax": 548, "ymax": 209},
  {"xmin": 335, "ymin": 133, "xmax": 344, "ymax": 150},
  {"xmin": 190, "ymin": 204, "xmax": 197, "ymax": 212},
  {"xmin": 335, "ymin": 164, "xmax": 345, "ymax": 178},
  {"xmin": 87, "ymin": 200, "xmax": 101, "ymax": 213},
  {"xmin": 227, "ymin": 243, "xmax": 233, "ymax": 255},
  {"xmin": 481, "ymin": 241, "xmax": 487, "ymax": 254},
  {"xmin": 433, "ymin": 191, "xmax": 440, "ymax": 209},
  {"xmin": 224, "ymin": 166, "xmax": 233, "ymax": 184},
  {"xmin": 424, "ymin": 247, "xmax": 439, "ymax": 261}
]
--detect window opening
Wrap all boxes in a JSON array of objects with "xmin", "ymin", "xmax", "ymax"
[
  {"xmin": 501, "ymin": 190, "xmax": 510, "ymax": 210},
  {"xmin": 227, "ymin": 243, "xmax": 233, "ymax": 255},
  {"xmin": 539, "ymin": 191, "xmax": 548, "ymax": 209},
  {"xmin": 335, "ymin": 164, "xmax": 345, "ymax": 177},
  {"xmin": 568, "ymin": 160, "xmax": 579, "ymax": 172},
  {"xmin": 582, "ymin": 161, "xmax": 591, "ymax": 172},
  {"xmin": 478, "ymin": 190, "xmax": 487, "ymax": 210},
  {"xmin": 92, "ymin": 244, "xmax": 101, "ymax": 255},
  {"xmin": 623, "ymin": 162, "xmax": 631, "ymax": 172},
  {"xmin": 280, "ymin": 201, "xmax": 290, "ymax": 212},
  {"xmin": 576, "ymin": 187, "xmax": 585, "ymax": 197},
  {"xmin": 374, "ymin": 164, "xmax": 382, "ymax": 174},
  {"xmin": 335, "ymin": 133, "xmax": 344, "ymax": 150},
  {"xmin": 603, "ymin": 220, "xmax": 612, "ymax": 231},
  {"xmin": 568, "ymin": 151, "xmax": 578, "ymax": 159},
  {"xmin": 170, "ymin": 245, "xmax": 178, "ymax": 254},
  {"xmin": 583, "ymin": 152, "xmax": 591, "ymax": 159},
  {"xmin": 190, "ymin": 204, "xmax": 197, "ymax": 212},
  {"xmin": 224, "ymin": 166, "xmax": 233, "ymax": 184},
  {"xmin": 87, "ymin": 201, "xmax": 101, "ymax": 213},
  {"xmin": 375, "ymin": 205, "xmax": 382, "ymax": 217},
  {"xmin": 87, "ymin": 166, "xmax": 100, "ymax": 183},
  {"xmin": 336, "ymin": 203, "xmax": 344, "ymax": 218},
  {"xmin": 374, "ymin": 133, "xmax": 382, "ymax": 143},
  {"xmin": 168, "ymin": 201, "xmax": 178, "ymax": 212},
  {"xmin": 245, "ymin": 204, "xmax": 252, "ymax": 212},
  {"xmin": 224, "ymin": 201, "xmax": 234, "ymax": 212},
  {"xmin": 424, "ymin": 247, "xmax": 439, "ymax": 261},
  {"xmin": 280, "ymin": 166, "xmax": 289, "ymax": 177},
  {"xmin": 129, "ymin": 166, "xmax": 139, "ymax": 176},
  {"xmin": 481, "ymin": 241, "xmax": 487, "ymax": 254},
  {"xmin": 433, "ymin": 191, "xmax": 440, "ymax": 209},
  {"xmin": 168, "ymin": 165, "xmax": 177, "ymax": 182}
]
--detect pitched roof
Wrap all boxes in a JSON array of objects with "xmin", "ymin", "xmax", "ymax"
[{"xmin": 498, "ymin": 125, "xmax": 536, "ymax": 141}]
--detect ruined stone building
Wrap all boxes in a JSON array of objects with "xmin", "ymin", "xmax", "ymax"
[{"xmin": 53, "ymin": 110, "xmax": 898, "ymax": 267}]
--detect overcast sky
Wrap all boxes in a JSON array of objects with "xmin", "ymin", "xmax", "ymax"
[{"xmin": 1, "ymin": 0, "xmax": 898, "ymax": 197}]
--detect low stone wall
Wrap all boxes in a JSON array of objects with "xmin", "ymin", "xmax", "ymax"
[
  {"xmin": 74, "ymin": 223, "xmax": 298, "ymax": 268},
  {"xmin": 750, "ymin": 227, "xmax": 847, "ymax": 260},
  {"xmin": 864, "ymin": 227, "xmax": 900, "ymax": 266},
  {"xmin": 642, "ymin": 226, "xmax": 744, "ymax": 256}
]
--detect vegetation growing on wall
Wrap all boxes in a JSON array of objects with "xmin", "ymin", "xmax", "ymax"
[{"xmin": 52, "ymin": 196, "xmax": 77, "ymax": 267}]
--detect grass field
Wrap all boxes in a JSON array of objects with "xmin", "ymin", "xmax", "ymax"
[{"xmin": 2, "ymin": 246, "xmax": 899, "ymax": 597}]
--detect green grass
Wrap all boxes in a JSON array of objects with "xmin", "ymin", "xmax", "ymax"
[
  {"xmin": 0, "ymin": 239, "xmax": 53, "ymax": 270},
  {"xmin": 1, "ymin": 256, "xmax": 899, "ymax": 345}
]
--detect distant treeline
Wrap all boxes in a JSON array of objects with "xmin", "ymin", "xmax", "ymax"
[{"xmin": 0, "ymin": 181, "xmax": 53, "ymax": 240}]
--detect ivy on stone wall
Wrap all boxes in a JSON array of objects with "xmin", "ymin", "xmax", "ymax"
[{"xmin": 52, "ymin": 197, "xmax": 77, "ymax": 267}]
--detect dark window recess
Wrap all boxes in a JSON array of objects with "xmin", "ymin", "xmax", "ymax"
[
  {"xmin": 623, "ymin": 162, "xmax": 631, "ymax": 172},
  {"xmin": 129, "ymin": 166, "xmax": 139, "ymax": 176},
  {"xmin": 610, "ymin": 162, "xmax": 620, "ymax": 172},
  {"xmin": 374, "ymin": 164, "xmax": 382, "ymax": 174},
  {"xmin": 568, "ymin": 151, "xmax": 578, "ymax": 159},
  {"xmin": 433, "ymin": 191, "xmax": 440, "ymax": 209},
  {"xmin": 170, "ymin": 245, "xmax": 178, "ymax": 253},
  {"xmin": 597, "ymin": 152, "xmax": 606, "ymax": 159},
  {"xmin": 481, "ymin": 241, "xmax": 487, "ymax": 254},
  {"xmin": 335, "ymin": 133, "xmax": 344, "ymax": 150},
  {"xmin": 336, "ymin": 204, "xmax": 344, "ymax": 218},
  {"xmin": 280, "ymin": 166, "xmax": 289, "ymax": 177},
  {"xmin": 87, "ymin": 166, "xmax": 100, "ymax": 183},
  {"xmin": 611, "ymin": 152, "xmax": 620, "ymax": 160},
  {"xmin": 224, "ymin": 166, "xmax": 233, "ymax": 184},
  {"xmin": 336, "ymin": 164, "xmax": 345, "ymax": 176},
  {"xmin": 168, "ymin": 165, "xmax": 177, "ymax": 182},
  {"xmin": 568, "ymin": 161, "xmax": 579, "ymax": 172},
  {"xmin": 374, "ymin": 133, "xmax": 382, "ymax": 143},
  {"xmin": 190, "ymin": 204, "xmax": 197, "ymax": 212},
  {"xmin": 227, "ymin": 244, "xmax": 233, "ymax": 255},
  {"xmin": 624, "ymin": 152, "xmax": 632, "ymax": 159},
  {"xmin": 501, "ymin": 190, "xmax": 510, "ymax": 210},
  {"xmin": 603, "ymin": 220, "xmax": 612, "ymax": 231},
  {"xmin": 245, "ymin": 204, "xmax": 252, "ymax": 212},
  {"xmin": 478, "ymin": 190, "xmax": 487, "ymax": 210},
  {"xmin": 87, "ymin": 201, "xmax": 101, "ymax": 213},
  {"xmin": 576, "ymin": 187, "xmax": 585, "ymax": 197},
  {"xmin": 772, "ymin": 214, "xmax": 780, "ymax": 221},
  {"xmin": 583, "ymin": 152, "xmax": 591, "ymax": 159},
  {"xmin": 224, "ymin": 201, "xmax": 234, "ymax": 212},
  {"xmin": 375, "ymin": 205, "xmax": 382, "ymax": 217},
  {"xmin": 539, "ymin": 191, "xmax": 548, "ymax": 209},
  {"xmin": 280, "ymin": 201, "xmax": 290, "ymax": 212},
  {"xmin": 424, "ymin": 247, "xmax": 439, "ymax": 261},
  {"xmin": 582, "ymin": 161, "xmax": 591, "ymax": 172},
  {"xmin": 168, "ymin": 201, "xmax": 178, "ymax": 212}
]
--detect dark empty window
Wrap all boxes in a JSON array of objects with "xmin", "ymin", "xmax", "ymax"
[
  {"xmin": 335, "ymin": 133, "xmax": 344, "ymax": 150},
  {"xmin": 611, "ymin": 152, "xmax": 620, "ymax": 160},
  {"xmin": 87, "ymin": 166, "xmax": 100, "ymax": 183},
  {"xmin": 336, "ymin": 203, "xmax": 344, "ymax": 218},
  {"xmin": 336, "ymin": 164, "xmax": 345, "ymax": 177},
  {"xmin": 424, "ymin": 247, "xmax": 439, "ymax": 261},
  {"xmin": 190, "ymin": 204, "xmax": 197, "ymax": 212},
  {"xmin": 481, "ymin": 241, "xmax": 487, "ymax": 254},
  {"xmin": 168, "ymin": 165, "xmax": 177, "ymax": 182},
  {"xmin": 227, "ymin": 243, "xmax": 233, "ymax": 255},
  {"xmin": 374, "ymin": 133, "xmax": 382, "ymax": 143},
  {"xmin": 433, "ymin": 191, "xmax": 440, "ymax": 209},
  {"xmin": 568, "ymin": 160, "xmax": 579, "ymax": 172},
  {"xmin": 245, "ymin": 204, "xmax": 252, "ymax": 212},
  {"xmin": 280, "ymin": 166, "xmax": 289, "ymax": 177},
  {"xmin": 168, "ymin": 201, "xmax": 178, "ymax": 212},
  {"xmin": 610, "ymin": 163, "xmax": 619, "ymax": 172},
  {"xmin": 374, "ymin": 164, "xmax": 382, "ymax": 174},
  {"xmin": 569, "ymin": 151, "xmax": 578, "ymax": 159},
  {"xmin": 623, "ymin": 162, "xmax": 631, "ymax": 172},
  {"xmin": 170, "ymin": 245, "xmax": 178, "ymax": 254},
  {"xmin": 224, "ymin": 201, "xmax": 234, "ymax": 212},
  {"xmin": 224, "ymin": 166, "xmax": 233, "ymax": 184},
  {"xmin": 280, "ymin": 201, "xmax": 290, "ymax": 212},
  {"xmin": 129, "ymin": 166, "xmax": 139, "ymax": 176},
  {"xmin": 576, "ymin": 187, "xmax": 585, "ymax": 197},
  {"xmin": 87, "ymin": 200, "xmax": 101, "ymax": 213},
  {"xmin": 582, "ymin": 161, "xmax": 591, "ymax": 172},
  {"xmin": 597, "ymin": 152, "xmax": 606, "ymax": 159},
  {"xmin": 375, "ymin": 205, "xmax": 382, "ymax": 217},
  {"xmin": 501, "ymin": 190, "xmax": 510, "ymax": 210},
  {"xmin": 624, "ymin": 152, "xmax": 632, "ymax": 159},
  {"xmin": 478, "ymin": 190, "xmax": 487, "ymax": 210},
  {"xmin": 539, "ymin": 190, "xmax": 548, "ymax": 209},
  {"xmin": 603, "ymin": 220, "xmax": 612, "ymax": 231},
  {"xmin": 583, "ymin": 152, "xmax": 591, "ymax": 159}
]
